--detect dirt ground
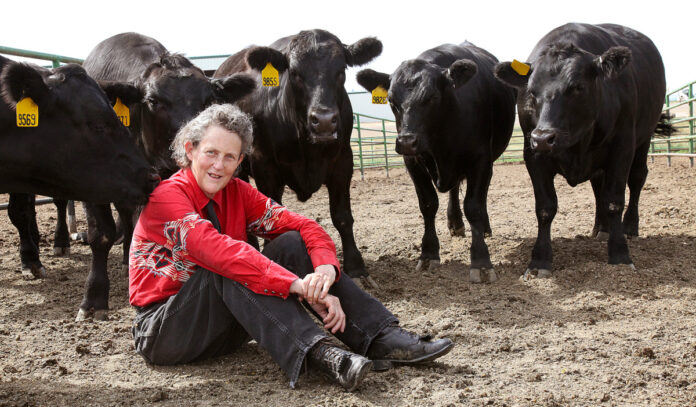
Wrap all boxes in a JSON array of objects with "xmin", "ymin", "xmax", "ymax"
[{"xmin": 1, "ymin": 159, "xmax": 695, "ymax": 407}]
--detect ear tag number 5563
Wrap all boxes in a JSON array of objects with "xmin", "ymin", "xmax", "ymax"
[
  {"xmin": 262, "ymin": 63, "xmax": 279, "ymax": 87},
  {"xmin": 372, "ymin": 86, "xmax": 387, "ymax": 104},
  {"xmin": 113, "ymin": 98, "xmax": 130, "ymax": 127},
  {"xmin": 16, "ymin": 97, "xmax": 39, "ymax": 127}
]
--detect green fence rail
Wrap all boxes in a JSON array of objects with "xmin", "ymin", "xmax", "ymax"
[
  {"xmin": 653, "ymin": 80, "xmax": 696, "ymax": 167},
  {"xmin": 0, "ymin": 45, "xmax": 83, "ymax": 67}
]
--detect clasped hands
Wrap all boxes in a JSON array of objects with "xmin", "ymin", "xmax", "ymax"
[{"xmin": 289, "ymin": 264, "xmax": 345, "ymax": 333}]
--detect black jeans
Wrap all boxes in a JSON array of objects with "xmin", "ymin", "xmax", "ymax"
[{"xmin": 132, "ymin": 231, "xmax": 397, "ymax": 387}]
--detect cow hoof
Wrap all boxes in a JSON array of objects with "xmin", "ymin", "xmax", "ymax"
[
  {"xmin": 449, "ymin": 226, "xmax": 465, "ymax": 237},
  {"xmin": 470, "ymin": 268, "xmax": 498, "ymax": 284},
  {"xmin": 521, "ymin": 268, "xmax": 552, "ymax": 281},
  {"xmin": 22, "ymin": 265, "xmax": 47, "ymax": 280},
  {"xmin": 113, "ymin": 264, "xmax": 129, "ymax": 278},
  {"xmin": 93, "ymin": 310, "xmax": 109, "ymax": 321},
  {"xmin": 416, "ymin": 259, "xmax": 440, "ymax": 272},
  {"xmin": 595, "ymin": 231, "xmax": 609, "ymax": 241},
  {"xmin": 71, "ymin": 232, "xmax": 88, "ymax": 243},
  {"xmin": 75, "ymin": 308, "xmax": 91, "ymax": 321},
  {"xmin": 362, "ymin": 275, "xmax": 379, "ymax": 290},
  {"xmin": 53, "ymin": 247, "xmax": 71, "ymax": 256}
]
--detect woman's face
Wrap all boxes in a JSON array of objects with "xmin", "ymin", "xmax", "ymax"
[{"xmin": 185, "ymin": 125, "xmax": 244, "ymax": 199}]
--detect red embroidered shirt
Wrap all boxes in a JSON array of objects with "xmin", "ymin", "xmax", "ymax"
[{"xmin": 129, "ymin": 168, "xmax": 340, "ymax": 307}]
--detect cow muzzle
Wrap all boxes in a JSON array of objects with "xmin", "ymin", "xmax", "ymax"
[
  {"xmin": 530, "ymin": 128, "xmax": 559, "ymax": 153},
  {"xmin": 308, "ymin": 107, "xmax": 339, "ymax": 144},
  {"xmin": 395, "ymin": 134, "xmax": 420, "ymax": 155}
]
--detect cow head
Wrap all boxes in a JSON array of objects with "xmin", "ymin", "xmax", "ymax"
[
  {"xmin": 247, "ymin": 29, "xmax": 382, "ymax": 144},
  {"xmin": 495, "ymin": 43, "xmax": 631, "ymax": 154},
  {"xmin": 136, "ymin": 53, "xmax": 256, "ymax": 177},
  {"xmin": 357, "ymin": 58, "xmax": 477, "ymax": 155},
  {"xmin": 0, "ymin": 62, "xmax": 159, "ymax": 204}
]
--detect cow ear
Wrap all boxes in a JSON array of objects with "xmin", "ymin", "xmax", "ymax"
[
  {"xmin": 98, "ymin": 80, "xmax": 143, "ymax": 106},
  {"xmin": 212, "ymin": 73, "xmax": 257, "ymax": 103},
  {"xmin": 494, "ymin": 61, "xmax": 531, "ymax": 89},
  {"xmin": 356, "ymin": 69, "xmax": 390, "ymax": 93},
  {"xmin": 446, "ymin": 59, "xmax": 477, "ymax": 89},
  {"xmin": 595, "ymin": 46, "xmax": 631, "ymax": 79},
  {"xmin": 247, "ymin": 47, "xmax": 289, "ymax": 73},
  {"xmin": 0, "ymin": 62, "xmax": 52, "ymax": 108},
  {"xmin": 345, "ymin": 37, "xmax": 383, "ymax": 67}
]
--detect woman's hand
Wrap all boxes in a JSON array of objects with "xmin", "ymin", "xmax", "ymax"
[
  {"xmin": 309, "ymin": 294, "xmax": 345, "ymax": 334},
  {"xmin": 302, "ymin": 264, "xmax": 336, "ymax": 304}
]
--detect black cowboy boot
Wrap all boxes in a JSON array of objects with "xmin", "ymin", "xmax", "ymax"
[
  {"xmin": 366, "ymin": 323, "xmax": 454, "ymax": 371},
  {"xmin": 308, "ymin": 340, "xmax": 373, "ymax": 391}
]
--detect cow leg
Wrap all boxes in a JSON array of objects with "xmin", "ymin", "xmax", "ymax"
[
  {"xmin": 52, "ymin": 199, "xmax": 71, "ymax": 256},
  {"xmin": 524, "ymin": 157, "xmax": 557, "ymax": 279},
  {"xmin": 623, "ymin": 141, "xmax": 650, "ymax": 238},
  {"xmin": 114, "ymin": 203, "xmax": 137, "ymax": 276},
  {"xmin": 603, "ymin": 160, "xmax": 633, "ymax": 267},
  {"xmin": 447, "ymin": 186, "xmax": 465, "ymax": 237},
  {"xmin": 8, "ymin": 193, "xmax": 46, "ymax": 279},
  {"xmin": 405, "ymin": 156, "xmax": 440, "ymax": 273},
  {"xmin": 76, "ymin": 203, "xmax": 116, "ymax": 321},
  {"xmin": 590, "ymin": 173, "xmax": 609, "ymax": 240},
  {"xmin": 464, "ymin": 162, "xmax": 496, "ymax": 283},
  {"xmin": 327, "ymin": 150, "xmax": 368, "ymax": 280}
]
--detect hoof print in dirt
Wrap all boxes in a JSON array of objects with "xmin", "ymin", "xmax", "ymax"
[
  {"xmin": 470, "ymin": 268, "xmax": 498, "ymax": 284},
  {"xmin": 416, "ymin": 259, "xmax": 440, "ymax": 272},
  {"xmin": 75, "ymin": 308, "xmax": 109, "ymax": 322},
  {"xmin": 521, "ymin": 268, "xmax": 552, "ymax": 281}
]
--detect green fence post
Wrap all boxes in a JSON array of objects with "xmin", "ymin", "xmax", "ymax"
[
  {"xmin": 382, "ymin": 118, "xmax": 389, "ymax": 177},
  {"xmin": 355, "ymin": 114, "xmax": 365, "ymax": 180},
  {"xmin": 665, "ymin": 94, "xmax": 671, "ymax": 167},
  {"xmin": 690, "ymin": 84, "xmax": 694, "ymax": 167}
]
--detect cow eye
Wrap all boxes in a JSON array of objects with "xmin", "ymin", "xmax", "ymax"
[{"xmin": 145, "ymin": 97, "xmax": 159, "ymax": 109}]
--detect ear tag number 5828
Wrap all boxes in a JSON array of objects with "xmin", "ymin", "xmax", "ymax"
[{"xmin": 16, "ymin": 97, "xmax": 39, "ymax": 127}]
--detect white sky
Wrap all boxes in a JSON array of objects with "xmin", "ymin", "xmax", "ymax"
[{"xmin": 1, "ymin": 0, "xmax": 693, "ymax": 92}]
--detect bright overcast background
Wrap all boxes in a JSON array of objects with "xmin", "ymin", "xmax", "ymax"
[{"xmin": 1, "ymin": 0, "xmax": 693, "ymax": 93}]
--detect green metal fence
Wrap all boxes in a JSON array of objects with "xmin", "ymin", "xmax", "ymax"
[
  {"xmin": 0, "ymin": 45, "xmax": 83, "ymax": 67},
  {"xmin": 653, "ymin": 80, "xmax": 696, "ymax": 167}
]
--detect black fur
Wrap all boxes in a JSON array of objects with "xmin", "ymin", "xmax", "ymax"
[
  {"xmin": 494, "ymin": 62, "xmax": 531, "ymax": 89},
  {"xmin": 356, "ymin": 69, "xmax": 390, "ymax": 92},
  {"xmin": 595, "ymin": 46, "xmax": 632, "ymax": 78},
  {"xmin": 0, "ymin": 62, "xmax": 51, "ymax": 108},
  {"xmin": 247, "ymin": 47, "xmax": 289, "ymax": 72},
  {"xmin": 345, "ymin": 37, "xmax": 383, "ymax": 67},
  {"xmin": 98, "ymin": 80, "xmax": 143, "ymax": 106},
  {"xmin": 447, "ymin": 59, "xmax": 477, "ymax": 88},
  {"xmin": 212, "ymin": 73, "xmax": 257, "ymax": 103}
]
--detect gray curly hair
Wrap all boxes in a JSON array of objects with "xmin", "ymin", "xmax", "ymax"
[{"xmin": 171, "ymin": 104, "xmax": 253, "ymax": 168}]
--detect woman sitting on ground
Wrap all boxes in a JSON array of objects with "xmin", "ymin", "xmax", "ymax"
[{"xmin": 128, "ymin": 103, "xmax": 453, "ymax": 391}]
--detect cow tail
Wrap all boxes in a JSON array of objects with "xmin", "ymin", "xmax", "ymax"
[{"xmin": 653, "ymin": 112, "xmax": 675, "ymax": 138}]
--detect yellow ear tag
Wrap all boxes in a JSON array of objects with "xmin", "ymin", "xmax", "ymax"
[
  {"xmin": 511, "ymin": 59, "xmax": 530, "ymax": 76},
  {"xmin": 261, "ymin": 63, "xmax": 279, "ymax": 87},
  {"xmin": 113, "ymin": 98, "xmax": 130, "ymax": 127},
  {"xmin": 371, "ymin": 86, "xmax": 388, "ymax": 104},
  {"xmin": 16, "ymin": 97, "xmax": 39, "ymax": 127}
]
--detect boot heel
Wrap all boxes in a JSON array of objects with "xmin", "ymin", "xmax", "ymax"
[{"xmin": 371, "ymin": 360, "xmax": 393, "ymax": 371}]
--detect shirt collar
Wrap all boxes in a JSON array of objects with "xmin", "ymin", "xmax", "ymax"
[{"xmin": 182, "ymin": 167, "xmax": 227, "ymax": 212}]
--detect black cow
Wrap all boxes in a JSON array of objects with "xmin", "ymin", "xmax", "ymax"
[
  {"xmin": 74, "ymin": 33, "xmax": 255, "ymax": 320},
  {"xmin": 357, "ymin": 42, "xmax": 516, "ymax": 283},
  {"xmin": 0, "ymin": 56, "xmax": 158, "ymax": 278},
  {"xmin": 494, "ymin": 23, "xmax": 666, "ymax": 278},
  {"xmin": 214, "ymin": 29, "xmax": 382, "ymax": 286}
]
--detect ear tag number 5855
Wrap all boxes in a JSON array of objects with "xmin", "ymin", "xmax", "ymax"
[
  {"xmin": 262, "ymin": 63, "xmax": 279, "ymax": 87},
  {"xmin": 16, "ymin": 97, "xmax": 39, "ymax": 127},
  {"xmin": 372, "ymin": 86, "xmax": 387, "ymax": 104},
  {"xmin": 113, "ymin": 98, "xmax": 130, "ymax": 127}
]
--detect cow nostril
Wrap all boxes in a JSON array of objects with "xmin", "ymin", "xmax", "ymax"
[
  {"xmin": 547, "ymin": 135, "xmax": 556, "ymax": 145},
  {"xmin": 331, "ymin": 116, "xmax": 337, "ymax": 124},
  {"xmin": 310, "ymin": 115, "xmax": 319, "ymax": 125}
]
